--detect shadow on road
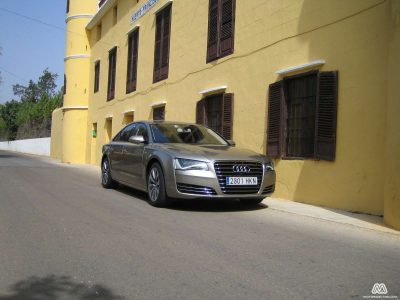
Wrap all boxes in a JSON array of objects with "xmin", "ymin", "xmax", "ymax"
[
  {"xmin": 0, "ymin": 154, "xmax": 16, "ymax": 159},
  {"xmin": 0, "ymin": 275, "xmax": 124, "ymax": 300},
  {"xmin": 115, "ymin": 184, "xmax": 268, "ymax": 213}
]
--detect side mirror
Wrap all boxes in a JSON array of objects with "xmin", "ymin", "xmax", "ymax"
[
  {"xmin": 227, "ymin": 140, "xmax": 236, "ymax": 147},
  {"xmin": 128, "ymin": 135, "xmax": 145, "ymax": 144}
]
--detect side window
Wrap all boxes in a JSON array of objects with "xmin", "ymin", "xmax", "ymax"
[
  {"xmin": 118, "ymin": 124, "xmax": 136, "ymax": 142},
  {"xmin": 135, "ymin": 124, "xmax": 149, "ymax": 142}
]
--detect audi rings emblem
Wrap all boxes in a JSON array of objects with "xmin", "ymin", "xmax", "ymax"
[{"xmin": 233, "ymin": 165, "xmax": 251, "ymax": 173}]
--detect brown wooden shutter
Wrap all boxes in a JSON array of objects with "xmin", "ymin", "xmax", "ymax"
[
  {"xmin": 196, "ymin": 99, "xmax": 206, "ymax": 125},
  {"xmin": 153, "ymin": 13, "xmax": 163, "ymax": 82},
  {"xmin": 315, "ymin": 71, "xmax": 338, "ymax": 161},
  {"xmin": 222, "ymin": 93, "xmax": 233, "ymax": 139},
  {"xmin": 126, "ymin": 29, "xmax": 139, "ymax": 93},
  {"xmin": 219, "ymin": 0, "xmax": 235, "ymax": 57},
  {"xmin": 126, "ymin": 33, "xmax": 133, "ymax": 93},
  {"xmin": 267, "ymin": 81, "xmax": 283, "ymax": 157},
  {"xmin": 207, "ymin": 0, "xmax": 219, "ymax": 62},
  {"xmin": 107, "ymin": 47, "xmax": 117, "ymax": 101},
  {"xmin": 160, "ymin": 5, "xmax": 171, "ymax": 80}
]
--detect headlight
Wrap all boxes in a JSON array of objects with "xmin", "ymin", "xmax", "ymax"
[
  {"xmin": 174, "ymin": 158, "xmax": 209, "ymax": 171},
  {"xmin": 264, "ymin": 160, "xmax": 274, "ymax": 171}
]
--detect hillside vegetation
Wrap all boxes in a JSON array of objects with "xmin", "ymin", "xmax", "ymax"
[{"xmin": 0, "ymin": 69, "xmax": 62, "ymax": 141}]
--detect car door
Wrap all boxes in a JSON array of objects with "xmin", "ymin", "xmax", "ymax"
[
  {"xmin": 110, "ymin": 124, "xmax": 136, "ymax": 181},
  {"xmin": 122, "ymin": 123, "xmax": 148, "ymax": 189}
]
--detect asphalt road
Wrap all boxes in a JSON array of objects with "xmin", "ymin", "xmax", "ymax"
[{"xmin": 0, "ymin": 150, "xmax": 399, "ymax": 300}]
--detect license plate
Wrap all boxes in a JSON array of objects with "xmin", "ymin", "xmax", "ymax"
[{"xmin": 226, "ymin": 177, "xmax": 258, "ymax": 185}]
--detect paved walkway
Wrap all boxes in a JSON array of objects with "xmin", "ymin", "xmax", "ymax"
[{"xmin": 264, "ymin": 198, "xmax": 400, "ymax": 235}]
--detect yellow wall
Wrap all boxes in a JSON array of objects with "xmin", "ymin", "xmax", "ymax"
[
  {"xmin": 62, "ymin": 109, "xmax": 88, "ymax": 164},
  {"xmin": 50, "ymin": 108, "xmax": 63, "ymax": 160},
  {"xmin": 384, "ymin": 0, "xmax": 400, "ymax": 230},
  {"xmin": 51, "ymin": 0, "xmax": 400, "ymax": 227}
]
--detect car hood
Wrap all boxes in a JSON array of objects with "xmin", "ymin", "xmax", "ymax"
[{"xmin": 155, "ymin": 143, "xmax": 267, "ymax": 162}]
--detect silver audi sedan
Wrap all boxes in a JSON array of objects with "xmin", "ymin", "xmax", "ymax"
[{"xmin": 101, "ymin": 121, "xmax": 275, "ymax": 207}]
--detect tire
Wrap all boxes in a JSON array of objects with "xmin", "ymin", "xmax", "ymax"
[
  {"xmin": 147, "ymin": 162, "xmax": 169, "ymax": 207},
  {"xmin": 101, "ymin": 157, "xmax": 118, "ymax": 189},
  {"xmin": 240, "ymin": 198, "xmax": 264, "ymax": 206}
]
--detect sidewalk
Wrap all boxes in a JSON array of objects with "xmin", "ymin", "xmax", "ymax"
[{"xmin": 264, "ymin": 197, "xmax": 400, "ymax": 235}]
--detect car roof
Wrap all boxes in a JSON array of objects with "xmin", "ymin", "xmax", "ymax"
[{"xmin": 135, "ymin": 120, "xmax": 197, "ymax": 126}]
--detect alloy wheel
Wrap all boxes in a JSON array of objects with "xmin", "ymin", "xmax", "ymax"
[{"xmin": 148, "ymin": 167, "xmax": 160, "ymax": 202}]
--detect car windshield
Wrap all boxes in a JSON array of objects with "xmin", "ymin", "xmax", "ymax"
[{"xmin": 150, "ymin": 123, "xmax": 228, "ymax": 145}]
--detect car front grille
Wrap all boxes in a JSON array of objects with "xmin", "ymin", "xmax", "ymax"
[
  {"xmin": 214, "ymin": 161, "xmax": 263, "ymax": 194},
  {"xmin": 176, "ymin": 183, "xmax": 217, "ymax": 196}
]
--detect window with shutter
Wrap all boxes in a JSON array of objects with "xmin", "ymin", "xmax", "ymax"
[
  {"xmin": 94, "ymin": 61, "xmax": 100, "ymax": 93},
  {"xmin": 195, "ymin": 93, "xmax": 234, "ymax": 139},
  {"xmin": 126, "ymin": 29, "xmax": 139, "ymax": 94},
  {"xmin": 153, "ymin": 106, "xmax": 165, "ymax": 121},
  {"xmin": 206, "ymin": 0, "xmax": 235, "ymax": 63},
  {"xmin": 107, "ymin": 47, "xmax": 117, "ymax": 101},
  {"xmin": 266, "ymin": 71, "xmax": 338, "ymax": 161},
  {"xmin": 153, "ymin": 4, "xmax": 172, "ymax": 83}
]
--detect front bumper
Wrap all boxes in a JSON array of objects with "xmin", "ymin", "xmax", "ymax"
[{"xmin": 165, "ymin": 162, "xmax": 276, "ymax": 199}]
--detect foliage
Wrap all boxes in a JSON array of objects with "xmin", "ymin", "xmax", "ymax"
[
  {"xmin": 15, "ymin": 91, "xmax": 62, "ymax": 126},
  {"xmin": 12, "ymin": 69, "xmax": 58, "ymax": 103},
  {"xmin": 0, "ymin": 69, "xmax": 62, "ymax": 141},
  {"xmin": 0, "ymin": 46, "xmax": 2, "ymax": 85},
  {"xmin": 0, "ymin": 105, "xmax": 7, "ymax": 141},
  {"xmin": 0, "ymin": 100, "xmax": 21, "ymax": 140}
]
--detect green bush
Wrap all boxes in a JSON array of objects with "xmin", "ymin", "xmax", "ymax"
[{"xmin": 0, "ymin": 69, "xmax": 63, "ymax": 140}]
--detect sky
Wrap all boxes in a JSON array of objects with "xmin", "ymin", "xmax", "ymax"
[{"xmin": 0, "ymin": 0, "xmax": 66, "ymax": 104}]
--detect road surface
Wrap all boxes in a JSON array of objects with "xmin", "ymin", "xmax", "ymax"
[{"xmin": 0, "ymin": 150, "xmax": 399, "ymax": 299}]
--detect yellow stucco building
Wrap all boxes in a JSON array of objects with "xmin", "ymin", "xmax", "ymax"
[{"xmin": 51, "ymin": 0, "xmax": 400, "ymax": 230}]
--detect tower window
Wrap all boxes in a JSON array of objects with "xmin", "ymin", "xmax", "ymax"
[
  {"xmin": 63, "ymin": 74, "xmax": 67, "ymax": 95},
  {"xmin": 96, "ymin": 24, "xmax": 102, "ymax": 41},
  {"xmin": 94, "ymin": 61, "xmax": 100, "ymax": 93},
  {"xmin": 113, "ymin": 6, "xmax": 118, "ymax": 25}
]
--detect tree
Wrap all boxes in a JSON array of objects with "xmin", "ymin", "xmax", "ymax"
[
  {"xmin": 0, "ymin": 100, "xmax": 21, "ymax": 140},
  {"xmin": 0, "ymin": 47, "xmax": 2, "ymax": 85},
  {"xmin": 12, "ymin": 69, "xmax": 58, "ymax": 103}
]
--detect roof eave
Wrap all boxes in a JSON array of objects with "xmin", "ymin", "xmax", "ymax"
[{"xmin": 86, "ymin": 0, "xmax": 118, "ymax": 30}]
